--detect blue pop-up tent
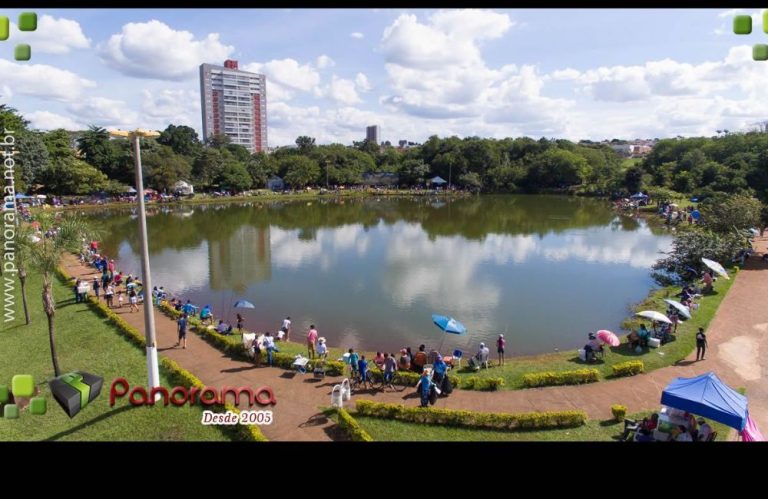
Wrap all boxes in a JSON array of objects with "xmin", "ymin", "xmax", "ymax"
[{"xmin": 660, "ymin": 372, "xmax": 748, "ymax": 430}]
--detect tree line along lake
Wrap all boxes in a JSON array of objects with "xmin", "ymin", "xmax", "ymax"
[{"xmin": 86, "ymin": 194, "xmax": 673, "ymax": 356}]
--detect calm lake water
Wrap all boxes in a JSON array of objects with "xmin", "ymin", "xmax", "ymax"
[{"xmin": 88, "ymin": 195, "xmax": 673, "ymax": 356}]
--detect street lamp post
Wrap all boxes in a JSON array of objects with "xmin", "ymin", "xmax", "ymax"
[{"xmin": 109, "ymin": 129, "xmax": 161, "ymax": 393}]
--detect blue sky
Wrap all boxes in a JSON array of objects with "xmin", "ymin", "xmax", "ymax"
[{"xmin": 1, "ymin": 8, "xmax": 767, "ymax": 146}]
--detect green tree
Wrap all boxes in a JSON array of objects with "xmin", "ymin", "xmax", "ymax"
[
  {"xmin": 624, "ymin": 165, "xmax": 645, "ymax": 193},
  {"xmin": 295, "ymin": 135, "xmax": 316, "ymax": 154},
  {"xmin": 699, "ymin": 194, "xmax": 761, "ymax": 233},
  {"xmin": 282, "ymin": 156, "xmax": 320, "ymax": 188},
  {"xmin": 458, "ymin": 171, "xmax": 482, "ymax": 191},
  {"xmin": 30, "ymin": 214, "xmax": 94, "ymax": 376},
  {"xmin": 143, "ymin": 145, "xmax": 192, "ymax": 192},
  {"xmin": 15, "ymin": 131, "xmax": 50, "ymax": 187},
  {"xmin": 0, "ymin": 104, "xmax": 29, "ymax": 132},
  {"xmin": 158, "ymin": 124, "xmax": 201, "ymax": 157},
  {"xmin": 43, "ymin": 129, "xmax": 76, "ymax": 164},
  {"xmin": 77, "ymin": 125, "xmax": 117, "ymax": 174},
  {"xmin": 217, "ymin": 159, "xmax": 252, "ymax": 192},
  {"xmin": 398, "ymin": 159, "xmax": 430, "ymax": 186},
  {"xmin": 246, "ymin": 152, "xmax": 278, "ymax": 188},
  {"xmin": 652, "ymin": 229, "xmax": 747, "ymax": 285},
  {"xmin": 192, "ymin": 148, "xmax": 225, "ymax": 189},
  {"xmin": 205, "ymin": 133, "xmax": 231, "ymax": 149}
]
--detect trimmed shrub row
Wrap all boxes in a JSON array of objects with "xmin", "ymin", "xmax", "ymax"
[
  {"xmin": 461, "ymin": 376, "xmax": 505, "ymax": 391},
  {"xmin": 335, "ymin": 408, "xmax": 374, "ymax": 442},
  {"xmin": 355, "ymin": 400, "xmax": 586, "ymax": 430},
  {"xmin": 522, "ymin": 368, "xmax": 599, "ymax": 388},
  {"xmin": 611, "ymin": 404, "xmax": 628, "ymax": 422},
  {"xmin": 611, "ymin": 360, "xmax": 644, "ymax": 377},
  {"xmin": 58, "ymin": 266, "xmax": 267, "ymax": 442}
]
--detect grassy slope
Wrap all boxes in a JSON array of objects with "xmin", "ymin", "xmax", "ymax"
[{"xmin": 0, "ymin": 270, "xmax": 229, "ymax": 441}]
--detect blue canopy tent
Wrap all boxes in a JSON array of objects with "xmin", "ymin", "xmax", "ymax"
[
  {"xmin": 660, "ymin": 372, "xmax": 748, "ymax": 430},
  {"xmin": 630, "ymin": 192, "xmax": 648, "ymax": 199},
  {"xmin": 429, "ymin": 176, "xmax": 447, "ymax": 185}
]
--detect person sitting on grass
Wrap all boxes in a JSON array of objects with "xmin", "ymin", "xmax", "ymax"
[
  {"xmin": 627, "ymin": 330, "xmax": 641, "ymax": 351},
  {"xmin": 638, "ymin": 324, "xmax": 651, "ymax": 347},
  {"xmin": 216, "ymin": 319, "xmax": 233, "ymax": 335}
]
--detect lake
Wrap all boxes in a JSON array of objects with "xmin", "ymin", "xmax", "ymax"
[{"xmin": 87, "ymin": 195, "xmax": 673, "ymax": 356}]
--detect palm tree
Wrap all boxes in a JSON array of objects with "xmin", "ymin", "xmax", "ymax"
[
  {"xmin": 14, "ymin": 223, "xmax": 37, "ymax": 325},
  {"xmin": 30, "ymin": 213, "xmax": 93, "ymax": 377}
]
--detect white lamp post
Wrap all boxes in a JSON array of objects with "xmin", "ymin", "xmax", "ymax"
[{"xmin": 109, "ymin": 128, "xmax": 161, "ymax": 393}]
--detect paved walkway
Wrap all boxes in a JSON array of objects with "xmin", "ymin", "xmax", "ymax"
[{"xmin": 63, "ymin": 237, "xmax": 768, "ymax": 440}]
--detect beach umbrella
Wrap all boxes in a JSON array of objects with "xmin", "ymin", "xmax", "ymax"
[
  {"xmin": 233, "ymin": 299, "xmax": 255, "ymax": 309},
  {"xmin": 596, "ymin": 329, "xmax": 620, "ymax": 347},
  {"xmin": 701, "ymin": 258, "xmax": 729, "ymax": 280},
  {"xmin": 663, "ymin": 299, "xmax": 692, "ymax": 320},
  {"xmin": 432, "ymin": 314, "xmax": 467, "ymax": 335},
  {"xmin": 635, "ymin": 310, "xmax": 672, "ymax": 324},
  {"xmin": 432, "ymin": 314, "xmax": 467, "ymax": 354}
]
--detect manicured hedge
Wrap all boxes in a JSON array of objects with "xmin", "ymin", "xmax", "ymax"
[
  {"xmin": 522, "ymin": 368, "xmax": 599, "ymax": 388},
  {"xmin": 611, "ymin": 360, "xmax": 644, "ymax": 377},
  {"xmin": 461, "ymin": 376, "xmax": 505, "ymax": 391},
  {"xmin": 355, "ymin": 400, "xmax": 587, "ymax": 430},
  {"xmin": 335, "ymin": 407, "xmax": 374, "ymax": 442},
  {"xmin": 58, "ymin": 265, "xmax": 267, "ymax": 442},
  {"xmin": 611, "ymin": 404, "xmax": 628, "ymax": 422}
]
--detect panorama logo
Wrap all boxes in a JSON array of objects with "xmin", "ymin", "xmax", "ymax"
[
  {"xmin": 49, "ymin": 371, "xmax": 104, "ymax": 418},
  {"xmin": 732, "ymin": 11, "xmax": 768, "ymax": 61},
  {"xmin": 0, "ymin": 12, "xmax": 36, "ymax": 61},
  {"xmin": 0, "ymin": 374, "xmax": 47, "ymax": 419}
]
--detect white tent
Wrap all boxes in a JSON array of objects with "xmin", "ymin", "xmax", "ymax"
[{"xmin": 172, "ymin": 180, "xmax": 194, "ymax": 196}]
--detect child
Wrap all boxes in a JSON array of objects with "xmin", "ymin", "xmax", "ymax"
[{"xmin": 117, "ymin": 290, "xmax": 124, "ymax": 308}]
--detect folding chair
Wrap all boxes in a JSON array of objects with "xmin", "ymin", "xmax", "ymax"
[{"xmin": 452, "ymin": 349, "xmax": 463, "ymax": 368}]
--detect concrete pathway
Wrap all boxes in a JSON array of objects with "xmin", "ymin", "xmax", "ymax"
[{"xmin": 63, "ymin": 237, "xmax": 768, "ymax": 440}]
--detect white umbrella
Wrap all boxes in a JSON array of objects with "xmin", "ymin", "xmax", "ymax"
[
  {"xmin": 635, "ymin": 310, "xmax": 672, "ymax": 324},
  {"xmin": 663, "ymin": 299, "xmax": 692, "ymax": 320},
  {"xmin": 702, "ymin": 258, "xmax": 730, "ymax": 280}
]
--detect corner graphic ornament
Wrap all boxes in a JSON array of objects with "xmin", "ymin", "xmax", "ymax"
[
  {"xmin": 0, "ymin": 11, "xmax": 36, "ymax": 61},
  {"xmin": 733, "ymin": 11, "xmax": 768, "ymax": 61}
]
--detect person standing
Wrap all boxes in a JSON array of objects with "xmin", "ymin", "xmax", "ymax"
[
  {"xmin": 176, "ymin": 313, "xmax": 188, "ymax": 349},
  {"xmin": 281, "ymin": 316, "xmax": 292, "ymax": 342},
  {"xmin": 696, "ymin": 327, "xmax": 708, "ymax": 361},
  {"xmin": 416, "ymin": 371, "xmax": 433, "ymax": 408},
  {"xmin": 236, "ymin": 313, "xmax": 245, "ymax": 333},
  {"xmin": 92, "ymin": 278, "xmax": 100, "ymax": 300},
  {"xmin": 128, "ymin": 288, "xmax": 139, "ymax": 313},
  {"xmin": 263, "ymin": 332, "xmax": 277, "ymax": 366},
  {"xmin": 496, "ymin": 334, "xmax": 506, "ymax": 366},
  {"xmin": 105, "ymin": 283, "xmax": 114, "ymax": 308},
  {"xmin": 307, "ymin": 324, "xmax": 318, "ymax": 359}
]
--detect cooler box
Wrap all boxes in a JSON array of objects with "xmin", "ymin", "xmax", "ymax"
[
  {"xmin": 578, "ymin": 348, "xmax": 587, "ymax": 362},
  {"xmin": 648, "ymin": 338, "xmax": 661, "ymax": 348}
]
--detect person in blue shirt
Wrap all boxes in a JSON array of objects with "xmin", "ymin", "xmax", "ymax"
[
  {"xmin": 416, "ymin": 371, "xmax": 433, "ymax": 407},
  {"xmin": 433, "ymin": 355, "xmax": 447, "ymax": 385},
  {"xmin": 357, "ymin": 355, "xmax": 372, "ymax": 389},
  {"xmin": 200, "ymin": 305, "xmax": 213, "ymax": 325},
  {"xmin": 638, "ymin": 324, "xmax": 651, "ymax": 347},
  {"xmin": 348, "ymin": 348, "xmax": 360, "ymax": 379}
]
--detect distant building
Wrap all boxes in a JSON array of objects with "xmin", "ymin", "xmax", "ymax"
[
  {"xmin": 200, "ymin": 59, "xmax": 267, "ymax": 153},
  {"xmin": 366, "ymin": 125, "xmax": 380, "ymax": 145}
]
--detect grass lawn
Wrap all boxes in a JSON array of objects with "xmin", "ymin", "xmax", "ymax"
[
  {"xmin": 0, "ymin": 269, "xmax": 230, "ymax": 441},
  {"xmin": 353, "ymin": 410, "xmax": 733, "ymax": 442},
  {"xmin": 194, "ymin": 275, "xmax": 734, "ymax": 391}
]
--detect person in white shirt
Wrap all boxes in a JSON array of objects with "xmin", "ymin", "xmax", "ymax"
[
  {"xmin": 674, "ymin": 425, "xmax": 693, "ymax": 442},
  {"xmin": 263, "ymin": 332, "xmax": 278, "ymax": 366},
  {"xmin": 316, "ymin": 337, "xmax": 328, "ymax": 359},
  {"xmin": 697, "ymin": 418, "xmax": 713, "ymax": 441},
  {"xmin": 280, "ymin": 316, "xmax": 291, "ymax": 341}
]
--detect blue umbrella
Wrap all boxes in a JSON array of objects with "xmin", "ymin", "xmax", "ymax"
[
  {"xmin": 432, "ymin": 314, "xmax": 467, "ymax": 334},
  {"xmin": 233, "ymin": 299, "xmax": 255, "ymax": 309}
]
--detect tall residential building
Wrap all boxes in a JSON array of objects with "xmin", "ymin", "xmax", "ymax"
[
  {"xmin": 366, "ymin": 125, "xmax": 380, "ymax": 145},
  {"xmin": 200, "ymin": 59, "xmax": 267, "ymax": 153}
]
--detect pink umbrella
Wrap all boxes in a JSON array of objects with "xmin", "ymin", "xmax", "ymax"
[{"xmin": 596, "ymin": 330, "xmax": 620, "ymax": 347}]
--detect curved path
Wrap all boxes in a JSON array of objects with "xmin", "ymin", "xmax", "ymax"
[{"xmin": 63, "ymin": 237, "xmax": 768, "ymax": 441}]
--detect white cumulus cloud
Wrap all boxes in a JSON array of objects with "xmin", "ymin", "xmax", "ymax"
[
  {"xmin": 242, "ymin": 58, "xmax": 321, "ymax": 102},
  {"xmin": 12, "ymin": 15, "xmax": 90, "ymax": 54},
  {"xmin": 100, "ymin": 20, "xmax": 234, "ymax": 80},
  {"xmin": 0, "ymin": 60, "xmax": 95, "ymax": 102},
  {"xmin": 350, "ymin": 32, "xmax": 364, "ymax": 39},
  {"xmin": 67, "ymin": 97, "xmax": 138, "ymax": 128},
  {"xmin": 355, "ymin": 73, "xmax": 372, "ymax": 92},
  {"xmin": 316, "ymin": 54, "xmax": 335, "ymax": 69},
  {"xmin": 26, "ymin": 111, "xmax": 83, "ymax": 131}
]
